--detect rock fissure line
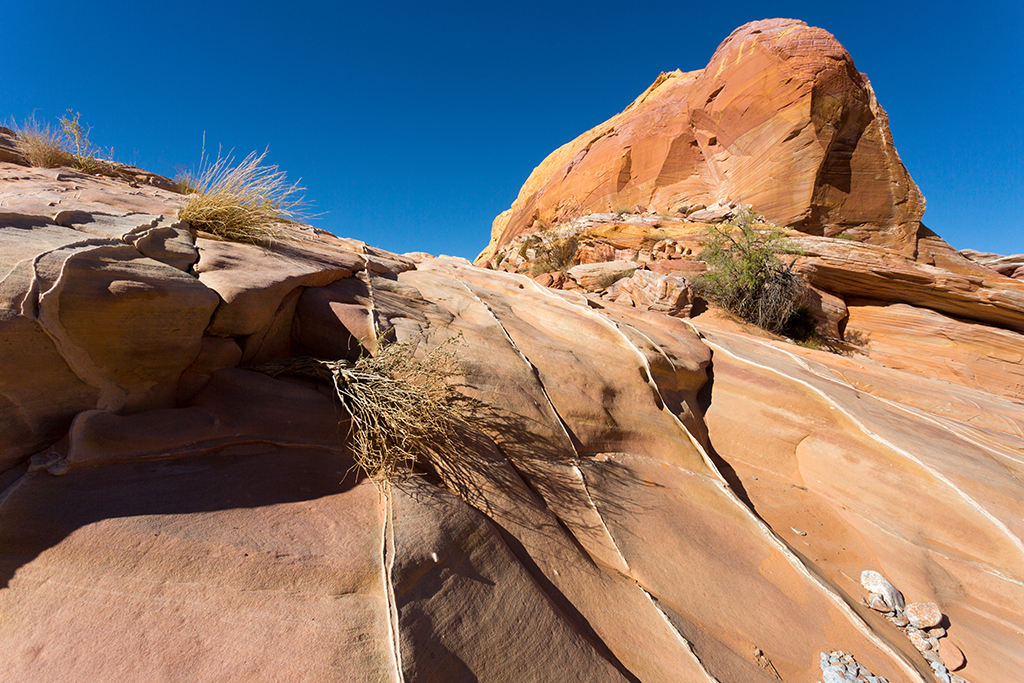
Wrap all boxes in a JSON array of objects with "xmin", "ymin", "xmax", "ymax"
[
  {"xmin": 381, "ymin": 490, "xmax": 405, "ymax": 683},
  {"xmin": 519, "ymin": 280, "xmax": 928, "ymax": 680},
  {"xmin": 636, "ymin": 584, "xmax": 722, "ymax": 683},
  {"xmin": 569, "ymin": 462, "xmax": 632, "ymax": 574},
  {"xmin": 439, "ymin": 266, "xmax": 582, "ymax": 456},
  {"xmin": 721, "ymin": 330, "xmax": 1024, "ymax": 560},
  {"xmin": 573, "ymin": 461, "xmax": 722, "ymax": 683}
]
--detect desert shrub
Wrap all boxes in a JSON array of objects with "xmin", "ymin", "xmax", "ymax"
[
  {"xmin": 12, "ymin": 116, "xmax": 73, "ymax": 168},
  {"xmin": 58, "ymin": 110, "xmax": 93, "ymax": 158},
  {"xmin": 694, "ymin": 209, "xmax": 807, "ymax": 333},
  {"xmin": 253, "ymin": 333, "xmax": 463, "ymax": 487},
  {"xmin": 529, "ymin": 236, "xmax": 579, "ymax": 276},
  {"xmin": 177, "ymin": 148, "xmax": 304, "ymax": 243},
  {"xmin": 57, "ymin": 110, "xmax": 114, "ymax": 174},
  {"xmin": 13, "ymin": 111, "xmax": 118, "ymax": 175},
  {"xmin": 595, "ymin": 268, "xmax": 635, "ymax": 289}
]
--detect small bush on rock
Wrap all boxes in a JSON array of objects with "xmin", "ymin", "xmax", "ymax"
[
  {"xmin": 528, "ymin": 236, "xmax": 579, "ymax": 276},
  {"xmin": 12, "ymin": 116, "xmax": 74, "ymax": 168},
  {"xmin": 177, "ymin": 148, "xmax": 304, "ymax": 243},
  {"xmin": 253, "ymin": 333, "xmax": 463, "ymax": 487},
  {"xmin": 14, "ymin": 111, "xmax": 118, "ymax": 175},
  {"xmin": 694, "ymin": 208, "xmax": 807, "ymax": 334}
]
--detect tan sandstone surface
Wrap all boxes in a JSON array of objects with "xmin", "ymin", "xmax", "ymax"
[{"xmin": 3, "ymin": 18, "xmax": 1024, "ymax": 683}]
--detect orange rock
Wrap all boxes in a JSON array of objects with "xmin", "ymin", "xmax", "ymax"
[
  {"xmin": 905, "ymin": 602, "xmax": 943, "ymax": 629},
  {"xmin": 938, "ymin": 639, "xmax": 966, "ymax": 671},
  {"xmin": 479, "ymin": 18, "xmax": 925, "ymax": 264}
]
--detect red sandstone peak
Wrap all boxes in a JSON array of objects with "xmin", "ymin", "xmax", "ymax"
[{"xmin": 478, "ymin": 18, "xmax": 926, "ymax": 263}]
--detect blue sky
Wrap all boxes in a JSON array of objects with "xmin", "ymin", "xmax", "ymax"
[{"xmin": 2, "ymin": 1, "xmax": 1021, "ymax": 259}]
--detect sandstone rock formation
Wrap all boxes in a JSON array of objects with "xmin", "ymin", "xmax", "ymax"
[
  {"xmin": 3, "ymin": 19, "xmax": 1024, "ymax": 683},
  {"xmin": 961, "ymin": 249, "xmax": 1024, "ymax": 280},
  {"xmin": 478, "ymin": 18, "xmax": 926, "ymax": 265}
]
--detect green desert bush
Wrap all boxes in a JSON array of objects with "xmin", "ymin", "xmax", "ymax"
[
  {"xmin": 253, "ymin": 333, "xmax": 463, "ymax": 487},
  {"xmin": 177, "ymin": 148, "xmax": 304, "ymax": 243},
  {"xmin": 694, "ymin": 208, "xmax": 807, "ymax": 334}
]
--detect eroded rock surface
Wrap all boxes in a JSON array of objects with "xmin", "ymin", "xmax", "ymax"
[{"xmin": 478, "ymin": 18, "xmax": 925, "ymax": 264}]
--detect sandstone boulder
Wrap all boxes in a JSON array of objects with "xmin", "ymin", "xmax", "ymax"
[
  {"xmin": 566, "ymin": 260, "xmax": 637, "ymax": 290},
  {"xmin": 905, "ymin": 603, "xmax": 943, "ymax": 630},
  {"xmin": 479, "ymin": 18, "xmax": 925, "ymax": 264},
  {"xmin": 610, "ymin": 269, "xmax": 693, "ymax": 317}
]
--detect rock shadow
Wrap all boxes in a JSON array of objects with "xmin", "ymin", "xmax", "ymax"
[{"xmin": 0, "ymin": 444, "xmax": 358, "ymax": 590}]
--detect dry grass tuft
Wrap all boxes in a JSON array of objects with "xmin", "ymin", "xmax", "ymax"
[
  {"xmin": 12, "ymin": 117, "xmax": 73, "ymax": 168},
  {"xmin": 177, "ymin": 149, "xmax": 305, "ymax": 243},
  {"xmin": 253, "ymin": 333, "xmax": 463, "ymax": 487}
]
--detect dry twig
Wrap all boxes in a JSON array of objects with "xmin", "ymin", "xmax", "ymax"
[{"xmin": 253, "ymin": 334, "xmax": 463, "ymax": 487}]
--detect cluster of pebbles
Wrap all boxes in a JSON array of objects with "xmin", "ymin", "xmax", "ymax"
[
  {"xmin": 819, "ymin": 650, "xmax": 889, "ymax": 683},
  {"xmin": 858, "ymin": 571, "xmax": 967, "ymax": 683}
]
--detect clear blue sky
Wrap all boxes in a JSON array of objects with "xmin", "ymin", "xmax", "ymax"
[{"xmin": 2, "ymin": 1, "xmax": 1021, "ymax": 259}]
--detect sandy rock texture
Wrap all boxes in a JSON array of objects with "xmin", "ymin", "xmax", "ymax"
[
  {"xmin": 3, "ymin": 20, "xmax": 1024, "ymax": 683},
  {"xmin": 2, "ymin": 161, "xmax": 1022, "ymax": 681},
  {"xmin": 478, "ymin": 18, "xmax": 925, "ymax": 264}
]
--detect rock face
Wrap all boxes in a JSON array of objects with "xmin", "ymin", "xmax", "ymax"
[
  {"xmin": 3, "ymin": 25, "xmax": 1024, "ymax": 683},
  {"xmin": 478, "ymin": 18, "xmax": 925, "ymax": 264}
]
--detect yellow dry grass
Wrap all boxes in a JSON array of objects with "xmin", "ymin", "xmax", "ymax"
[
  {"xmin": 254, "ymin": 334, "xmax": 463, "ymax": 487},
  {"xmin": 12, "ymin": 117, "xmax": 73, "ymax": 168},
  {"xmin": 177, "ymin": 149, "xmax": 304, "ymax": 243}
]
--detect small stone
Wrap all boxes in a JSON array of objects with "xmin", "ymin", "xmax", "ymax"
[
  {"xmin": 891, "ymin": 612, "xmax": 909, "ymax": 627},
  {"xmin": 928, "ymin": 626, "xmax": 946, "ymax": 639},
  {"xmin": 938, "ymin": 639, "xmax": 965, "ymax": 671},
  {"xmin": 822, "ymin": 668, "xmax": 857, "ymax": 683},
  {"xmin": 868, "ymin": 594, "xmax": 892, "ymax": 612},
  {"xmin": 907, "ymin": 629, "xmax": 932, "ymax": 651},
  {"xmin": 905, "ymin": 602, "xmax": 943, "ymax": 629},
  {"xmin": 860, "ymin": 570, "xmax": 905, "ymax": 610}
]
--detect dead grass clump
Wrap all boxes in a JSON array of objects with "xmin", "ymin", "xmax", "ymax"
[
  {"xmin": 254, "ymin": 334, "xmax": 463, "ymax": 487},
  {"xmin": 12, "ymin": 117, "xmax": 73, "ymax": 168},
  {"xmin": 177, "ymin": 148, "xmax": 304, "ymax": 243}
]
